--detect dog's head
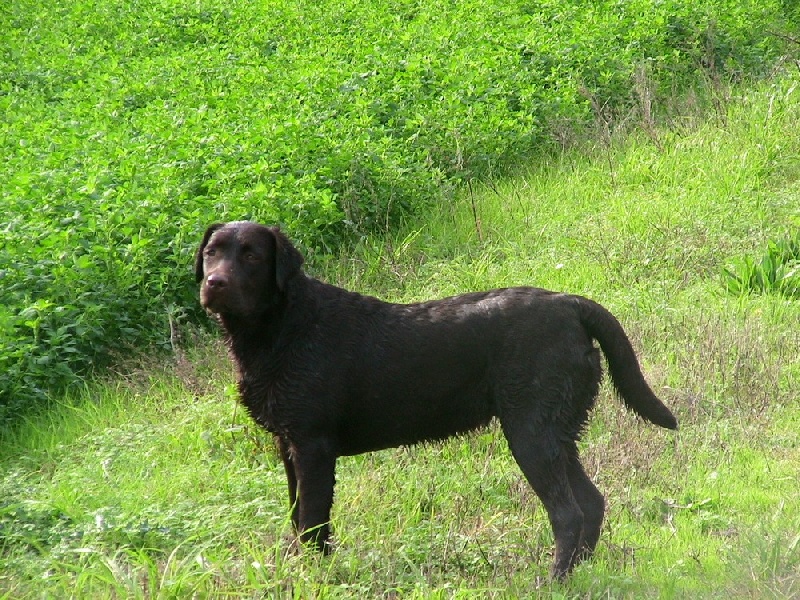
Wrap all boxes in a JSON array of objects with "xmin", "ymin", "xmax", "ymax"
[{"xmin": 195, "ymin": 221, "xmax": 304, "ymax": 317}]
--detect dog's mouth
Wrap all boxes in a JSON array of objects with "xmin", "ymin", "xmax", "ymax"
[
  {"xmin": 199, "ymin": 283, "xmax": 230, "ymax": 315},
  {"xmin": 200, "ymin": 282, "xmax": 264, "ymax": 319}
]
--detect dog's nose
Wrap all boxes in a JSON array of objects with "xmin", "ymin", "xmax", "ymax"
[{"xmin": 206, "ymin": 273, "xmax": 228, "ymax": 288}]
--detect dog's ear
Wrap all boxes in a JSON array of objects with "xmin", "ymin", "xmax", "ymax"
[
  {"xmin": 270, "ymin": 227, "xmax": 304, "ymax": 291},
  {"xmin": 195, "ymin": 223, "xmax": 224, "ymax": 282}
]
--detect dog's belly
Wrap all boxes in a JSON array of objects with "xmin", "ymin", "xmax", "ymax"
[{"xmin": 335, "ymin": 378, "xmax": 494, "ymax": 455}]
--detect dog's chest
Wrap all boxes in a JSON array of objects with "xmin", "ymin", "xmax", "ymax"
[{"xmin": 237, "ymin": 367, "xmax": 289, "ymax": 434}]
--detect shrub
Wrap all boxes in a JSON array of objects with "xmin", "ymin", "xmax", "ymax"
[{"xmin": 723, "ymin": 233, "xmax": 800, "ymax": 298}]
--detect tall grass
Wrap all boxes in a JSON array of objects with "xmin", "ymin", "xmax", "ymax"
[
  {"xmin": 2, "ymin": 0, "xmax": 797, "ymax": 414},
  {"xmin": 2, "ymin": 72, "xmax": 799, "ymax": 598}
]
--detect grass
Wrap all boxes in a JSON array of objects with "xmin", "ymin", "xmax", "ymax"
[
  {"xmin": 2, "ymin": 74, "xmax": 800, "ymax": 597},
  {"xmin": 2, "ymin": 0, "xmax": 796, "ymax": 411}
]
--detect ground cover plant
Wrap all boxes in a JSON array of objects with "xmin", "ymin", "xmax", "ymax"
[
  {"xmin": 1, "ymin": 70, "xmax": 799, "ymax": 597},
  {"xmin": 723, "ymin": 232, "xmax": 800, "ymax": 298},
  {"xmin": 2, "ymin": 0, "xmax": 798, "ymax": 415}
]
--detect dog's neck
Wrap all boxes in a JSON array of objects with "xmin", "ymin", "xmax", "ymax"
[
  {"xmin": 218, "ymin": 309, "xmax": 282, "ymax": 361},
  {"xmin": 218, "ymin": 274, "xmax": 318, "ymax": 369}
]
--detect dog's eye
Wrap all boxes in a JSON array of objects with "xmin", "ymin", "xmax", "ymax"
[
  {"xmin": 245, "ymin": 252, "xmax": 260, "ymax": 262},
  {"xmin": 204, "ymin": 248, "xmax": 216, "ymax": 257}
]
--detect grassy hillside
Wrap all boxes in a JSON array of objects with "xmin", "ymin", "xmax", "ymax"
[
  {"xmin": 2, "ymin": 0, "xmax": 797, "ymax": 414},
  {"xmin": 1, "ymin": 72, "xmax": 798, "ymax": 597}
]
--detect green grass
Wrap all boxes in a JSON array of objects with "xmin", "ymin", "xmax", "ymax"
[
  {"xmin": 2, "ymin": 73, "xmax": 799, "ymax": 597},
  {"xmin": 2, "ymin": 0, "xmax": 797, "ymax": 413}
]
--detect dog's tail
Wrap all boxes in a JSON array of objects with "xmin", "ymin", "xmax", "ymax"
[{"xmin": 577, "ymin": 297, "xmax": 678, "ymax": 430}]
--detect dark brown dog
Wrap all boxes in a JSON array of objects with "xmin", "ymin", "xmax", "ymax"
[{"xmin": 196, "ymin": 221, "xmax": 677, "ymax": 579}]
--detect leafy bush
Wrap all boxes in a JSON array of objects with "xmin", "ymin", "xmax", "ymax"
[
  {"xmin": 1, "ymin": 0, "xmax": 797, "ymax": 417},
  {"xmin": 723, "ymin": 233, "xmax": 800, "ymax": 298}
]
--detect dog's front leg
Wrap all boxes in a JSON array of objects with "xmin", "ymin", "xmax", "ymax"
[
  {"xmin": 275, "ymin": 435, "xmax": 299, "ymax": 531},
  {"xmin": 293, "ymin": 438, "xmax": 337, "ymax": 553}
]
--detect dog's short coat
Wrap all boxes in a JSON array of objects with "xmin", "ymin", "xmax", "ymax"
[{"xmin": 196, "ymin": 221, "xmax": 677, "ymax": 578}]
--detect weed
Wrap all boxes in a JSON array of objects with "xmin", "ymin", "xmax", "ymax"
[{"xmin": 723, "ymin": 231, "xmax": 800, "ymax": 297}]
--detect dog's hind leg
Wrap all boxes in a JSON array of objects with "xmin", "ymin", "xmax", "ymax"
[
  {"xmin": 501, "ymin": 419, "xmax": 585, "ymax": 579},
  {"xmin": 564, "ymin": 444, "xmax": 605, "ymax": 561}
]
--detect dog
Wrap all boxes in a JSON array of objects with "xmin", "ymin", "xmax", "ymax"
[{"xmin": 195, "ymin": 221, "xmax": 677, "ymax": 578}]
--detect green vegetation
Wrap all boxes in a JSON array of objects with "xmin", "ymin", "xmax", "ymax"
[
  {"xmin": 2, "ymin": 67, "xmax": 799, "ymax": 596},
  {"xmin": 2, "ymin": 0, "xmax": 798, "ymax": 414},
  {"xmin": 723, "ymin": 232, "xmax": 800, "ymax": 298},
  {"xmin": 2, "ymin": 0, "xmax": 799, "ymax": 596}
]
